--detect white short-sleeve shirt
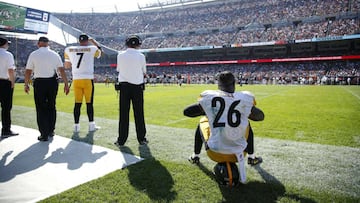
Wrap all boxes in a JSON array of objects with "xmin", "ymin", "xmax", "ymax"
[
  {"xmin": 117, "ymin": 48, "xmax": 146, "ymax": 85},
  {"xmin": 26, "ymin": 47, "xmax": 63, "ymax": 78},
  {"xmin": 0, "ymin": 48, "xmax": 16, "ymax": 79}
]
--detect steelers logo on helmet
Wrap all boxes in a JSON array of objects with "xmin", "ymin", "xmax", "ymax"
[
  {"xmin": 125, "ymin": 35, "xmax": 142, "ymax": 47},
  {"xmin": 213, "ymin": 162, "xmax": 239, "ymax": 187}
]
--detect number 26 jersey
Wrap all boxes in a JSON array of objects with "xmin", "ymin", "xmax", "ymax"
[{"xmin": 198, "ymin": 90, "xmax": 255, "ymax": 154}]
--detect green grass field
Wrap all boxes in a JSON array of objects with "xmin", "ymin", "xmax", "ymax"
[{"xmin": 10, "ymin": 84, "xmax": 360, "ymax": 202}]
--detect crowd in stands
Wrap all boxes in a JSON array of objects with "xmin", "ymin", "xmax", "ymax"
[
  {"xmin": 7, "ymin": 37, "xmax": 64, "ymax": 68},
  {"xmin": 8, "ymin": 39, "xmax": 360, "ymax": 86},
  {"xmin": 54, "ymin": 0, "xmax": 360, "ymax": 50},
  {"xmin": 4, "ymin": 0, "xmax": 360, "ymax": 85},
  {"xmin": 92, "ymin": 61, "xmax": 360, "ymax": 85}
]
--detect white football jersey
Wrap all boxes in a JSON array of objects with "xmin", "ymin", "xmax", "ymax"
[
  {"xmin": 199, "ymin": 90, "xmax": 255, "ymax": 155},
  {"xmin": 64, "ymin": 45, "xmax": 101, "ymax": 79}
]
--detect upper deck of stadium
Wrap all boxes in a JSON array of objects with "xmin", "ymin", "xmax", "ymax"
[{"xmin": 53, "ymin": 0, "xmax": 360, "ymax": 50}]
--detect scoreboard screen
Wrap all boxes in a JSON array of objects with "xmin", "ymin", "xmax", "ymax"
[{"xmin": 0, "ymin": 1, "xmax": 50, "ymax": 34}]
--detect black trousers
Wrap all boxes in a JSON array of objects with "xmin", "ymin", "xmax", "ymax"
[
  {"xmin": 0, "ymin": 79, "xmax": 13, "ymax": 133},
  {"xmin": 33, "ymin": 77, "xmax": 58, "ymax": 137},
  {"xmin": 118, "ymin": 82, "xmax": 146, "ymax": 144},
  {"xmin": 194, "ymin": 122, "xmax": 255, "ymax": 155}
]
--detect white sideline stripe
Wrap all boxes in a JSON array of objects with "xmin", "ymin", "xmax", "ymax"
[
  {"xmin": 165, "ymin": 117, "xmax": 190, "ymax": 125},
  {"xmin": 341, "ymin": 86, "xmax": 360, "ymax": 102},
  {"xmin": 0, "ymin": 125, "xmax": 143, "ymax": 203}
]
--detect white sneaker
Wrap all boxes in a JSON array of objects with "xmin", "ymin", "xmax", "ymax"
[
  {"xmin": 74, "ymin": 124, "xmax": 80, "ymax": 133},
  {"xmin": 89, "ymin": 122, "xmax": 100, "ymax": 132}
]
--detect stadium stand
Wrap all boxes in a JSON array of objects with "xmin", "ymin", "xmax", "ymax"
[
  {"xmin": 54, "ymin": 0, "xmax": 359, "ymax": 49},
  {"xmin": 4, "ymin": 0, "xmax": 360, "ymax": 85}
]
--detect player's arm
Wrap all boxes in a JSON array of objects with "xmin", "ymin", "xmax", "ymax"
[
  {"xmin": 24, "ymin": 69, "xmax": 32, "ymax": 94},
  {"xmin": 57, "ymin": 66, "xmax": 70, "ymax": 95},
  {"xmin": 64, "ymin": 52, "xmax": 72, "ymax": 69},
  {"xmin": 89, "ymin": 38, "xmax": 103, "ymax": 57},
  {"xmin": 64, "ymin": 61, "xmax": 72, "ymax": 69},
  {"xmin": 7, "ymin": 69, "xmax": 15, "ymax": 88},
  {"xmin": 248, "ymin": 106, "xmax": 264, "ymax": 121},
  {"xmin": 183, "ymin": 103, "xmax": 205, "ymax": 117}
]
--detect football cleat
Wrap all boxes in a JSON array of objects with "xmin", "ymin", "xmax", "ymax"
[
  {"xmin": 188, "ymin": 155, "xmax": 200, "ymax": 164},
  {"xmin": 114, "ymin": 141, "xmax": 124, "ymax": 147},
  {"xmin": 89, "ymin": 122, "xmax": 100, "ymax": 132},
  {"xmin": 248, "ymin": 156, "xmax": 263, "ymax": 166}
]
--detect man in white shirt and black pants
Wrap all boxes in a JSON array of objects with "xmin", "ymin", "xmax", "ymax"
[
  {"xmin": 25, "ymin": 37, "xmax": 69, "ymax": 141},
  {"xmin": 0, "ymin": 36, "xmax": 18, "ymax": 138},
  {"xmin": 115, "ymin": 35, "xmax": 148, "ymax": 146}
]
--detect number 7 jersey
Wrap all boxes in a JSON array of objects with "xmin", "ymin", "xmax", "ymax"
[
  {"xmin": 64, "ymin": 45, "xmax": 101, "ymax": 79},
  {"xmin": 198, "ymin": 90, "xmax": 255, "ymax": 155}
]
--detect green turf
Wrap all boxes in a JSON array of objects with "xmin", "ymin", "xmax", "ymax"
[
  {"xmin": 14, "ymin": 84, "xmax": 360, "ymax": 147},
  {"xmin": 10, "ymin": 83, "xmax": 360, "ymax": 202}
]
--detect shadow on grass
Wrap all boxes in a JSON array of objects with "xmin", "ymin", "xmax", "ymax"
[
  {"xmin": 119, "ymin": 145, "xmax": 177, "ymax": 202},
  {"xmin": 198, "ymin": 163, "xmax": 316, "ymax": 203}
]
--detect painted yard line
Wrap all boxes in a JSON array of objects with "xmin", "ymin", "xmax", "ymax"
[
  {"xmin": 341, "ymin": 86, "xmax": 360, "ymax": 102},
  {"xmin": 254, "ymin": 86, "xmax": 301, "ymax": 101}
]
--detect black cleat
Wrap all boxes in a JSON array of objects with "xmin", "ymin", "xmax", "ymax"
[
  {"xmin": 38, "ymin": 136, "xmax": 49, "ymax": 142},
  {"xmin": 188, "ymin": 155, "xmax": 200, "ymax": 165},
  {"xmin": 248, "ymin": 156, "xmax": 263, "ymax": 166},
  {"xmin": 1, "ymin": 131, "xmax": 19, "ymax": 138},
  {"xmin": 114, "ymin": 141, "xmax": 124, "ymax": 147}
]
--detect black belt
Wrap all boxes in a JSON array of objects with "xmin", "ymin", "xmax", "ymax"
[{"xmin": 34, "ymin": 74, "xmax": 57, "ymax": 81}]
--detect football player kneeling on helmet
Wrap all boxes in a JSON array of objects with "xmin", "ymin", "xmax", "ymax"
[{"xmin": 183, "ymin": 71, "xmax": 264, "ymax": 185}]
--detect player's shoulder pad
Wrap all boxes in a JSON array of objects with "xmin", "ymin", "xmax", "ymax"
[
  {"xmin": 240, "ymin": 90, "xmax": 254, "ymax": 97},
  {"xmin": 200, "ymin": 90, "xmax": 219, "ymax": 97},
  {"xmin": 235, "ymin": 91, "xmax": 255, "ymax": 103}
]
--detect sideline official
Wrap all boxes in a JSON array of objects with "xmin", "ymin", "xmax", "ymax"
[
  {"xmin": 115, "ymin": 35, "xmax": 148, "ymax": 146},
  {"xmin": 25, "ymin": 37, "xmax": 69, "ymax": 141},
  {"xmin": 0, "ymin": 36, "xmax": 18, "ymax": 138}
]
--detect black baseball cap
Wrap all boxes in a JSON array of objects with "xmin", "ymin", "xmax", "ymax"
[
  {"xmin": 0, "ymin": 36, "xmax": 10, "ymax": 46},
  {"xmin": 79, "ymin": 34, "xmax": 89, "ymax": 41},
  {"xmin": 38, "ymin": 36, "xmax": 49, "ymax": 42}
]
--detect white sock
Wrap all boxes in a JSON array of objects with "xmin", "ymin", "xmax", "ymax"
[
  {"xmin": 192, "ymin": 153, "xmax": 200, "ymax": 158},
  {"xmin": 248, "ymin": 153, "xmax": 255, "ymax": 159}
]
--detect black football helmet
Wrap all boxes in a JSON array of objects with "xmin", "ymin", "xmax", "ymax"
[{"xmin": 213, "ymin": 162, "xmax": 239, "ymax": 187}]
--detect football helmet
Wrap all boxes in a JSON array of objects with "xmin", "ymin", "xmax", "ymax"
[{"xmin": 213, "ymin": 162, "xmax": 239, "ymax": 187}]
